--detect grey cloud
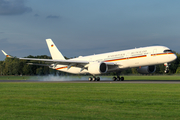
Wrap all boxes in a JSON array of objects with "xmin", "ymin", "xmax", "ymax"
[
  {"xmin": 46, "ymin": 15, "xmax": 59, "ymax": 19},
  {"xmin": 34, "ymin": 14, "xmax": 39, "ymax": 17},
  {"xmin": 0, "ymin": 38, "xmax": 8, "ymax": 44},
  {"xmin": 0, "ymin": 0, "xmax": 32, "ymax": 15}
]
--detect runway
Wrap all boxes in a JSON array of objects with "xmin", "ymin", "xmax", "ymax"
[{"xmin": 1, "ymin": 80, "xmax": 180, "ymax": 83}]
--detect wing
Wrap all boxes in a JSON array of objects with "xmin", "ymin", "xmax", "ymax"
[
  {"xmin": 20, "ymin": 58, "xmax": 115, "ymax": 66},
  {"xmin": 20, "ymin": 58, "xmax": 89, "ymax": 66}
]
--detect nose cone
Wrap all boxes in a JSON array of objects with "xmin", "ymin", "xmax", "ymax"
[{"xmin": 172, "ymin": 53, "xmax": 177, "ymax": 61}]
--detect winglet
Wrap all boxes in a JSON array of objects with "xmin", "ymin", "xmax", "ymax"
[{"xmin": 1, "ymin": 50, "xmax": 13, "ymax": 58}]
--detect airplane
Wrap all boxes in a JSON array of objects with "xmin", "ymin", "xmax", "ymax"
[{"xmin": 2, "ymin": 39, "xmax": 177, "ymax": 81}]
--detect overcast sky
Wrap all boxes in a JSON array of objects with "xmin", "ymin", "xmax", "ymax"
[{"xmin": 0, "ymin": 0, "xmax": 180, "ymax": 60}]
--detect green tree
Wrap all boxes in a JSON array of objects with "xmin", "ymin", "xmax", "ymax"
[
  {"xmin": 3, "ymin": 57, "xmax": 13, "ymax": 75},
  {"xmin": 155, "ymin": 64, "xmax": 165, "ymax": 74},
  {"xmin": 36, "ymin": 67, "xmax": 43, "ymax": 75},
  {"xmin": 11, "ymin": 58, "xmax": 20, "ymax": 75},
  {"xmin": 0, "ymin": 61, "xmax": 4, "ymax": 75},
  {"xmin": 131, "ymin": 68, "xmax": 138, "ymax": 74},
  {"xmin": 23, "ymin": 64, "xmax": 31, "ymax": 75},
  {"xmin": 176, "ymin": 67, "xmax": 180, "ymax": 74}
]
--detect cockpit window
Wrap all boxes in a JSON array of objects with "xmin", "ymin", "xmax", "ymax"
[{"xmin": 164, "ymin": 49, "xmax": 173, "ymax": 53}]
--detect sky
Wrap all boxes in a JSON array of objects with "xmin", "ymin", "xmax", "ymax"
[{"xmin": 0, "ymin": 0, "xmax": 180, "ymax": 60}]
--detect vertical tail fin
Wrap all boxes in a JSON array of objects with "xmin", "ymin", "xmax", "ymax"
[{"xmin": 46, "ymin": 39, "xmax": 65, "ymax": 60}]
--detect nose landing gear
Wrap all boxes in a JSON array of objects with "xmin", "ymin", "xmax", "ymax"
[{"xmin": 164, "ymin": 63, "xmax": 170, "ymax": 73}]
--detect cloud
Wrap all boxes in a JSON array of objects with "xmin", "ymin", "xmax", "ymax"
[
  {"xmin": 46, "ymin": 15, "xmax": 59, "ymax": 19},
  {"xmin": 0, "ymin": 38, "xmax": 8, "ymax": 44},
  {"xmin": 34, "ymin": 14, "xmax": 39, "ymax": 17},
  {"xmin": 0, "ymin": 0, "xmax": 32, "ymax": 15}
]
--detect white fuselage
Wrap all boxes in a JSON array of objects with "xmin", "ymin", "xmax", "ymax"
[{"xmin": 54, "ymin": 46, "xmax": 177, "ymax": 74}]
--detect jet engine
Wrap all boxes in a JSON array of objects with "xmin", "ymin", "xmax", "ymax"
[
  {"xmin": 88, "ymin": 62, "xmax": 108, "ymax": 75},
  {"xmin": 137, "ymin": 66, "xmax": 156, "ymax": 74}
]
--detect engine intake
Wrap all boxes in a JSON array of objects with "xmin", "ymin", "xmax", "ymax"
[
  {"xmin": 88, "ymin": 62, "xmax": 108, "ymax": 75},
  {"xmin": 137, "ymin": 66, "xmax": 156, "ymax": 74}
]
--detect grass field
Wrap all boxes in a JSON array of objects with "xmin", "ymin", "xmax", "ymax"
[
  {"xmin": 0, "ymin": 75, "xmax": 180, "ymax": 80},
  {"xmin": 0, "ymin": 82, "xmax": 180, "ymax": 120}
]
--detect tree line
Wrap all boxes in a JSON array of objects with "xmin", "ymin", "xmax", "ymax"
[{"xmin": 0, "ymin": 52, "xmax": 180, "ymax": 76}]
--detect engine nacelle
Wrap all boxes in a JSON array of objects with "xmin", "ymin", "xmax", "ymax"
[
  {"xmin": 88, "ymin": 62, "xmax": 108, "ymax": 75},
  {"xmin": 137, "ymin": 66, "xmax": 156, "ymax": 74}
]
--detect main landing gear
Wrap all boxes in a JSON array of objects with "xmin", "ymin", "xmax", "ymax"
[
  {"xmin": 89, "ymin": 76, "xmax": 100, "ymax": 81},
  {"xmin": 112, "ymin": 76, "xmax": 124, "ymax": 81},
  {"xmin": 88, "ymin": 76, "xmax": 124, "ymax": 81},
  {"xmin": 112, "ymin": 71, "xmax": 124, "ymax": 81}
]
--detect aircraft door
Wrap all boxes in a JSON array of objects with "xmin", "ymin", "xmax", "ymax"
[
  {"xmin": 153, "ymin": 49, "xmax": 157, "ymax": 56},
  {"xmin": 126, "ymin": 52, "xmax": 130, "ymax": 60}
]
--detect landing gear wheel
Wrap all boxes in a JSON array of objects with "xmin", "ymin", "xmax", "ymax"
[
  {"xmin": 92, "ymin": 77, "xmax": 96, "ymax": 81},
  {"xmin": 165, "ymin": 70, "xmax": 169, "ymax": 73},
  {"xmin": 117, "ymin": 77, "xmax": 121, "ymax": 81},
  {"xmin": 113, "ymin": 77, "xmax": 117, "ymax": 81},
  {"xmin": 121, "ymin": 77, "xmax": 124, "ymax": 81},
  {"xmin": 97, "ymin": 77, "xmax": 100, "ymax": 81},
  {"xmin": 89, "ymin": 77, "xmax": 92, "ymax": 81}
]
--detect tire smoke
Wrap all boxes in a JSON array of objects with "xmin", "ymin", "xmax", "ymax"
[{"xmin": 38, "ymin": 75, "xmax": 110, "ymax": 81}]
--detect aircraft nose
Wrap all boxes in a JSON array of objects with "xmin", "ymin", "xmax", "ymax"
[{"xmin": 172, "ymin": 53, "xmax": 177, "ymax": 61}]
